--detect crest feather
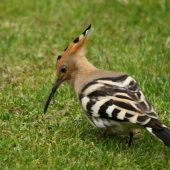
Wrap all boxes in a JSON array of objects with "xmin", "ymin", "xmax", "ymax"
[{"xmin": 61, "ymin": 24, "xmax": 91, "ymax": 59}]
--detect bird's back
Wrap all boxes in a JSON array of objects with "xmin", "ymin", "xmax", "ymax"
[{"xmin": 77, "ymin": 69, "xmax": 163, "ymax": 134}]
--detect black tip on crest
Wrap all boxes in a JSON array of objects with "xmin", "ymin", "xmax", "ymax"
[
  {"xmin": 82, "ymin": 24, "xmax": 91, "ymax": 36},
  {"xmin": 64, "ymin": 46, "xmax": 68, "ymax": 51},
  {"xmin": 73, "ymin": 37, "xmax": 79, "ymax": 43},
  {"xmin": 87, "ymin": 24, "xmax": 91, "ymax": 30},
  {"xmin": 57, "ymin": 55, "xmax": 61, "ymax": 60}
]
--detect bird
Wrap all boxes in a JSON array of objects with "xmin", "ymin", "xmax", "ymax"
[{"xmin": 44, "ymin": 24, "xmax": 170, "ymax": 148}]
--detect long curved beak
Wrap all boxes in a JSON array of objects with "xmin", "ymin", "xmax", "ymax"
[{"xmin": 44, "ymin": 79, "xmax": 63, "ymax": 114}]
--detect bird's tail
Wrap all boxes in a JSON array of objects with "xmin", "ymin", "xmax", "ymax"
[{"xmin": 145, "ymin": 125, "xmax": 170, "ymax": 148}]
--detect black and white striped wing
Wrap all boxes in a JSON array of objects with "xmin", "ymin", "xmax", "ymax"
[{"xmin": 79, "ymin": 75, "xmax": 163, "ymax": 129}]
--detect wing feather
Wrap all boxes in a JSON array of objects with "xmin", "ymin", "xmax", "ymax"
[{"xmin": 79, "ymin": 75, "xmax": 162, "ymax": 129}]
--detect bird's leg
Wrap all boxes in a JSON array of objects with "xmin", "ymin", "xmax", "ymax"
[
  {"xmin": 129, "ymin": 132, "xmax": 134, "ymax": 147},
  {"xmin": 96, "ymin": 132, "xmax": 106, "ymax": 140}
]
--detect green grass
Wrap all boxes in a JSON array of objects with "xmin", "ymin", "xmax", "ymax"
[{"xmin": 0, "ymin": 0, "xmax": 170, "ymax": 169}]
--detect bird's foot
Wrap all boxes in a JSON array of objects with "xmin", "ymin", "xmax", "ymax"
[
  {"xmin": 96, "ymin": 132, "xmax": 106, "ymax": 140},
  {"xmin": 128, "ymin": 132, "xmax": 134, "ymax": 147}
]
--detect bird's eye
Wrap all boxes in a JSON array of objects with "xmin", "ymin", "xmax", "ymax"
[
  {"xmin": 57, "ymin": 55, "xmax": 61, "ymax": 60},
  {"xmin": 61, "ymin": 66, "xmax": 67, "ymax": 73}
]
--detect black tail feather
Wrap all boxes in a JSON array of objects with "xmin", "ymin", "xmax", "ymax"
[{"xmin": 146, "ymin": 126, "xmax": 170, "ymax": 148}]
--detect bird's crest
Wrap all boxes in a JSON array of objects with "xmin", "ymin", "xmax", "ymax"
[{"xmin": 56, "ymin": 24, "xmax": 91, "ymax": 68}]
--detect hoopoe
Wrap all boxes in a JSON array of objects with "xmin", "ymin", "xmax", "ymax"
[{"xmin": 44, "ymin": 25, "xmax": 170, "ymax": 148}]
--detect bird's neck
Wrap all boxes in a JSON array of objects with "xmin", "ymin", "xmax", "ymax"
[{"xmin": 66, "ymin": 57, "xmax": 98, "ymax": 90}]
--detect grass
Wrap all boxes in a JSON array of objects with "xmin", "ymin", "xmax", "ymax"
[{"xmin": 0, "ymin": 0, "xmax": 170, "ymax": 169}]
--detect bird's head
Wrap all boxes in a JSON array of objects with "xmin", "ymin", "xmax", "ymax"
[{"xmin": 44, "ymin": 24, "xmax": 91, "ymax": 113}]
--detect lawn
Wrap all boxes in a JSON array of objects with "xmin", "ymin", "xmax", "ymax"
[{"xmin": 0, "ymin": 0, "xmax": 170, "ymax": 169}]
